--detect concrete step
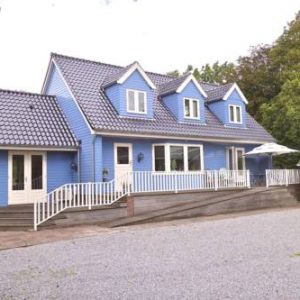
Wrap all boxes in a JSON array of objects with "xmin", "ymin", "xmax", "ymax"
[
  {"xmin": 0, "ymin": 217, "xmax": 33, "ymax": 226},
  {"xmin": 0, "ymin": 212, "xmax": 33, "ymax": 218},
  {"xmin": 0, "ymin": 224, "xmax": 34, "ymax": 231}
]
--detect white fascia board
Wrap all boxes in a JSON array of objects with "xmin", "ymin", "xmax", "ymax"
[
  {"xmin": 41, "ymin": 57, "xmax": 54, "ymax": 94},
  {"xmin": 0, "ymin": 146, "xmax": 77, "ymax": 151},
  {"xmin": 117, "ymin": 62, "xmax": 156, "ymax": 90},
  {"xmin": 95, "ymin": 130, "xmax": 271, "ymax": 145},
  {"xmin": 223, "ymin": 83, "xmax": 249, "ymax": 104},
  {"xmin": 176, "ymin": 74, "xmax": 208, "ymax": 98}
]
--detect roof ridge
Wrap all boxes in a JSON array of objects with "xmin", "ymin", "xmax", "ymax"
[
  {"xmin": 205, "ymin": 82, "xmax": 233, "ymax": 92},
  {"xmin": 0, "ymin": 88, "xmax": 55, "ymax": 98},
  {"xmin": 52, "ymin": 52, "xmax": 125, "ymax": 70},
  {"xmin": 51, "ymin": 52, "xmax": 176, "ymax": 80}
]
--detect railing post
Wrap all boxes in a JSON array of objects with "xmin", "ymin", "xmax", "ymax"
[
  {"xmin": 214, "ymin": 170, "xmax": 218, "ymax": 191},
  {"xmin": 266, "ymin": 170, "xmax": 269, "ymax": 188},
  {"xmin": 127, "ymin": 172, "xmax": 131, "ymax": 196},
  {"xmin": 246, "ymin": 170, "xmax": 251, "ymax": 188},
  {"xmin": 174, "ymin": 173, "xmax": 178, "ymax": 193},
  {"xmin": 88, "ymin": 182, "xmax": 92, "ymax": 210},
  {"xmin": 285, "ymin": 169, "xmax": 289, "ymax": 186},
  {"xmin": 33, "ymin": 201, "xmax": 37, "ymax": 231}
]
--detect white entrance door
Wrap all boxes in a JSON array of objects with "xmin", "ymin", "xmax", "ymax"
[
  {"xmin": 8, "ymin": 151, "xmax": 47, "ymax": 205},
  {"xmin": 114, "ymin": 144, "xmax": 133, "ymax": 191}
]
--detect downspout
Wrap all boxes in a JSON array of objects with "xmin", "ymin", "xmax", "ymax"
[
  {"xmin": 77, "ymin": 140, "xmax": 82, "ymax": 183},
  {"xmin": 92, "ymin": 134, "xmax": 96, "ymax": 182}
]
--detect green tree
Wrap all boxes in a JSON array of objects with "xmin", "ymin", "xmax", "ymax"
[{"xmin": 260, "ymin": 77, "xmax": 300, "ymax": 167}]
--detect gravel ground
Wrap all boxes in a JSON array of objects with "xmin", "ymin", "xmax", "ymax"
[{"xmin": 0, "ymin": 209, "xmax": 300, "ymax": 300}]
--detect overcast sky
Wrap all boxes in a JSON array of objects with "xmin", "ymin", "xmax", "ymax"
[{"xmin": 0, "ymin": 0, "xmax": 299, "ymax": 92}]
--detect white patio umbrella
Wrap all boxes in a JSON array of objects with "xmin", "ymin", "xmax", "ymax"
[{"xmin": 244, "ymin": 142, "xmax": 299, "ymax": 168}]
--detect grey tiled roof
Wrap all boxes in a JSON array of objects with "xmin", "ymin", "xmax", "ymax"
[
  {"xmin": 206, "ymin": 83, "xmax": 234, "ymax": 101},
  {"xmin": 158, "ymin": 72, "xmax": 191, "ymax": 96},
  {"xmin": 51, "ymin": 53, "xmax": 274, "ymax": 143},
  {"xmin": 200, "ymin": 82, "xmax": 220, "ymax": 92},
  {"xmin": 0, "ymin": 89, "xmax": 77, "ymax": 148}
]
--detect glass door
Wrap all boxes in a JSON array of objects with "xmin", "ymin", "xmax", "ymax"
[{"xmin": 9, "ymin": 152, "xmax": 46, "ymax": 205}]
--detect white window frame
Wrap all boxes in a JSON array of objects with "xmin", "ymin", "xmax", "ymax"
[
  {"xmin": 152, "ymin": 143, "xmax": 204, "ymax": 172},
  {"xmin": 226, "ymin": 147, "xmax": 245, "ymax": 170},
  {"xmin": 228, "ymin": 104, "xmax": 242, "ymax": 124},
  {"xmin": 126, "ymin": 89, "xmax": 147, "ymax": 114},
  {"xmin": 183, "ymin": 98, "xmax": 200, "ymax": 120}
]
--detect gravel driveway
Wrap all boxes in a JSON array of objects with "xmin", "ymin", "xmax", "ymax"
[{"xmin": 0, "ymin": 209, "xmax": 300, "ymax": 299}]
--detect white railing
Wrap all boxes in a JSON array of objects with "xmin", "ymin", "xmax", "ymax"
[
  {"xmin": 34, "ymin": 170, "xmax": 250, "ymax": 230},
  {"xmin": 130, "ymin": 170, "xmax": 250, "ymax": 193},
  {"xmin": 266, "ymin": 169, "xmax": 300, "ymax": 187},
  {"xmin": 34, "ymin": 175, "xmax": 130, "ymax": 231}
]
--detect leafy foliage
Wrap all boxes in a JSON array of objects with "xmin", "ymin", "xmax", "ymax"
[{"xmin": 167, "ymin": 11, "xmax": 300, "ymax": 167}]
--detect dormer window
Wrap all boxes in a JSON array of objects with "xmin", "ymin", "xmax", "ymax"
[
  {"xmin": 184, "ymin": 98, "xmax": 199, "ymax": 119},
  {"xmin": 127, "ymin": 89, "xmax": 147, "ymax": 114},
  {"xmin": 229, "ymin": 105, "xmax": 242, "ymax": 124}
]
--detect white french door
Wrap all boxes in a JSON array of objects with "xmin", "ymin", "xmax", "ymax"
[
  {"xmin": 114, "ymin": 143, "xmax": 133, "ymax": 191},
  {"xmin": 8, "ymin": 151, "xmax": 47, "ymax": 205}
]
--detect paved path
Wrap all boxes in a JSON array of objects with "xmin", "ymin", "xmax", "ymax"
[{"xmin": 0, "ymin": 209, "xmax": 300, "ymax": 299}]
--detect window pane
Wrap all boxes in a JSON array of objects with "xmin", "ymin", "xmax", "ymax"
[
  {"xmin": 12, "ymin": 155, "xmax": 24, "ymax": 190},
  {"xmin": 154, "ymin": 146, "xmax": 165, "ymax": 171},
  {"xmin": 230, "ymin": 106, "xmax": 235, "ymax": 122},
  {"xmin": 127, "ymin": 90, "xmax": 135, "ymax": 111},
  {"xmin": 170, "ymin": 146, "xmax": 184, "ymax": 171},
  {"xmin": 138, "ymin": 92, "xmax": 145, "ymax": 113},
  {"xmin": 237, "ymin": 150, "xmax": 244, "ymax": 170},
  {"xmin": 32, "ymin": 155, "xmax": 43, "ymax": 190},
  {"xmin": 117, "ymin": 147, "xmax": 129, "ymax": 164},
  {"xmin": 184, "ymin": 99, "xmax": 190, "ymax": 117},
  {"xmin": 188, "ymin": 147, "xmax": 201, "ymax": 171},
  {"xmin": 192, "ymin": 100, "xmax": 198, "ymax": 118},
  {"xmin": 236, "ymin": 106, "xmax": 241, "ymax": 123}
]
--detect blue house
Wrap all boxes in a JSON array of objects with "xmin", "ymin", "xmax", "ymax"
[{"xmin": 0, "ymin": 53, "xmax": 274, "ymax": 208}]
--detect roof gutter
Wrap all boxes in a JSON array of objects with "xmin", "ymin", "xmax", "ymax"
[
  {"xmin": 93, "ymin": 130, "xmax": 274, "ymax": 145},
  {"xmin": 0, "ymin": 145, "xmax": 78, "ymax": 151}
]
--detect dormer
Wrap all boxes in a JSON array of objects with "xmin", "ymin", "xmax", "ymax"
[
  {"xmin": 159, "ymin": 73, "xmax": 207, "ymax": 124},
  {"xmin": 102, "ymin": 62, "xmax": 156, "ymax": 118},
  {"xmin": 206, "ymin": 83, "xmax": 248, "ymax": 128}
]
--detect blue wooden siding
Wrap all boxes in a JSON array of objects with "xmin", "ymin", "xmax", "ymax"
[
  {"xmin": 45, "ymin": 64, "xmax": 93, "ymax": 182},
  {"xmin": 162, "ymin": 93, "xmax": 180, "ymax": 120},
  {"xmin": 105, "ymin": 70, "xmax": 154, "ymax": 119},
  {"xmin": 162, "ymin": 81, "xmax": 205, "ymax": 124},
  {"xmin": 0, "ymin": 151, "xmax": 8, "ymax": 206},
  {"xmin": 101, "ymin": 137, "xmax": 268, "ymax": 180},
  {"xmin": 47, "ymin": 152, "xmax": 75, "ymax": 192},
  {"xmin": 203, "ymin": 143, "xmax": 226, "ymax": 170},
  {"xmin": 94, "ymin": 135, "xmax": 103, "ymax": 182},
  {"xmin": 208, "ymin": 88, "xmax": 246, "ymax": 128}
]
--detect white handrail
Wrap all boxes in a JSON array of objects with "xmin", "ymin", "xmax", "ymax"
[
  {"xmin": 34, "ymin": 169, "xmax": 250, "ymax": 230},
  {"xmin": 266, "ymin": 169, "xmax": 300, "ymax": 187}
]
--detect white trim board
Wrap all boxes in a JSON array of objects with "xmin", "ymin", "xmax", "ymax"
[
  {"xmin": 96, "ymin": 131, "xmax": 270, "ymax": 145},
  {"xmin": 118, "ymin": 62, "xmax": 156, "ymax": 90},
  {"xmin": 176, "ymin": 74, "xmax": 208, "ymax": 98},
  {"xmin": 0, "ymin": 146, "xmax": 77, "ymax": 152},
  {"xmin": 223, "ymin": 83, "xmax": 248, "ymax": 104}
]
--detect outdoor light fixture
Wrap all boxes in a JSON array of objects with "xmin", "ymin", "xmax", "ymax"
[
  {"xmin": 137, "ymin": 152, "xmax": 144, "ymax": 162},
  {"xmin": 71, "ymin": 162, "xmax": 78, "ymax": 172}
]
